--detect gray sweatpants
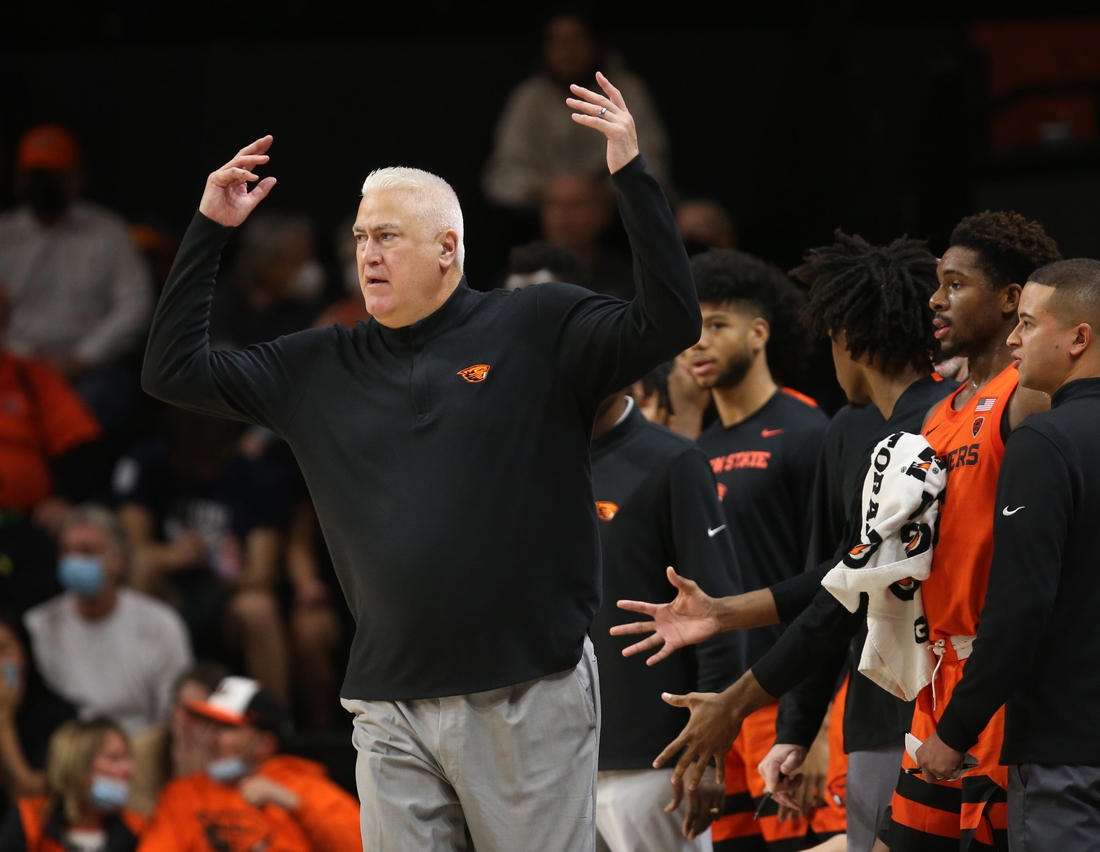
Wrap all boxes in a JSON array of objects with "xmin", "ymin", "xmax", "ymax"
[
  {"xmin": 343, "ymin": 637, "xmax": 600, "ymax": 852},
  {"xmin": 1008, "ymin": 763, "xmax": 1100, "ymax": 851},
  {"xmin": 845, "ymin": 740, "xmax": 905, "ymax": 852}
]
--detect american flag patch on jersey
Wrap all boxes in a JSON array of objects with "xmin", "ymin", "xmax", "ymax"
[{"xmin": 975, "ymin": 398, "xmax": 997, "ymax": 412}]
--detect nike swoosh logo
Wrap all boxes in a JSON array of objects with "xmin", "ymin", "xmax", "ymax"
[
  {"xmin": 925, "ymin": 425, "xmax": 939, "ymax": 436},
  {"xmin": 761, "ymin": 429, "xmax": 783, "ymax": 438},
  {"xmin": 708, "ymin": 525, "xmax": 727, "ymax": 537},
  {"xmin": 1002, "ymin": 506, "xmax": 1024, "ymax": 516}
]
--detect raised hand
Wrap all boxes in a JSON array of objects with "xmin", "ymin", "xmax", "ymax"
[
  {"xmin": 611, "ymin": 567, "xmax": 720, "ymax": 665},
  {"xmin": 566, "ymin": 72, "xmax": 640, "ymax": 174},
  {"xmin": 199, "ymin": 136, "xmax": 277, "ymax": 228}
]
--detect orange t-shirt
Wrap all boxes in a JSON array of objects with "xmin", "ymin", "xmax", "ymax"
[
  {"xmin": 920, "ymin": 364, "xmax": 1019, "ymax": 640},
  {"xmin": 137, "ymin": 755, "xmax": 361, "ymax": 852},
  {"xmin": 16, "ymin": 797, "xmax": 145, "ymax": 851},
  {"xmin": 0, "ymin": 353, "xmax": 101, "ymax": 511}
]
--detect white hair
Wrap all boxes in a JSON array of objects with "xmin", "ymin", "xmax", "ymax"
[{"xmin": 361, "ymin": 167, "xmax": 465, "ymax": 271}]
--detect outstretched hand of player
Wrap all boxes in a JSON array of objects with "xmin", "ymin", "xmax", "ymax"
[
  {"xmin": 612, "ymin": 567, "xmax": 721, "ymax": 665},
  {"xmin": 654, "ymin": 688, "xmax": 744, "ymax": 791},
  {"xmin": 199, "ymin": 136, "xmax": 277, "ymax": 228},
  {"xmin": 566, "ymin": 72, "xmax": 640, "ymax": 174}
]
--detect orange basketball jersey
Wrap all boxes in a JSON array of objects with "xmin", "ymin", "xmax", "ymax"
[{"xmin": 920, "ymin": 364, "xmax": 1019, "ymax": 640}]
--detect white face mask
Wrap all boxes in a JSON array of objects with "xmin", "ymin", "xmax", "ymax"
[
  {"xmin": 205, "ymin": 756, "xmax": 250, "ymax": 785},
  {"xmin": 89, "ymin": 775, "xmax": 129, "ymax": 811}
]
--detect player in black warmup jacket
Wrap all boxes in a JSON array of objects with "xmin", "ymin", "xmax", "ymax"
[
  {"xmin": 915, "ymin": 258, "xmax": 1100, "ymax": 848},
  {"xmin": 591, "ymin": 388, "xmax": 745, "ymax": 851}
]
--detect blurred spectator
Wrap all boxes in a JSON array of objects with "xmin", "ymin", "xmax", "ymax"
[
  {"xmin": 210, "ymin": 211, "xmax": 325, "ymax": 348},
  {"xmin": 0, "ymin": 125, "xmax": 153, "ymax": 429},
  {"xmin": 482, "ymin": 12, "xmax": 672, "ymax": 211},
  {"xmin": 0, "ymin": 612, "xmax": 75, "ymax": 806},
  {"xmin": 502, "ymin": 240, "xmax": 591, "ymax": 291},
  {"xmin": 675, "ymin": 199, "xmax": 738, "ymax": 254},
  {"xmin": 128, "ymin": 661, "xmax": 230, "ymax": 816},
  {"xmin": 313, "ymin": 217, "xmax": 370, "ymax": 330},
  {"xmin": 0, "ymin": 718, "xmax": 144, "ymax": 851},
  {"xmin": 138, "ymin": 677, "xmax": 361, "ymax": 852},
  {"xmin": 0, "ymin": 284, "xmax": 106, "ymax": 615},
  {"xmin": 22, "ymin": 505, "xmax": 192, "ymax": 738},
  {"xmin": 541, "ymin": 173, "xmax": 634, "ymax": 298},
  {"xmin": 113, "ymin": 409, "xmax": 291, "ymax": 704}
]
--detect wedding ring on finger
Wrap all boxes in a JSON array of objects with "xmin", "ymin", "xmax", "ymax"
[{"xmin": 598, "ymin": 107, "xmax": 608, "ymax": 117}]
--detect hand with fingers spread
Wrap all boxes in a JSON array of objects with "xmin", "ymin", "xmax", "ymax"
[
  {"xmin": 653, "ymin": 689, "xmax": 743, "ymax": 792},
  {"xmin": 566, "ymin": 71, "xmax": 640, "ymax": 174},
  {"xmin": 612, "ymin": 566, "xmax": 721, "ymax": 666},
  {"xmin": 199, "ymin": 135, "xmax": 277, "ymax": 228}
]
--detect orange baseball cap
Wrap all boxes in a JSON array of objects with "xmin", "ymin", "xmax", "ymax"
[{"xmin": 16, "ymin": 125, "xmax": 81, "ymax": 173}]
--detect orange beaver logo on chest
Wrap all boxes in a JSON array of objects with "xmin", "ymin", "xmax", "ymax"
[
  {"xmin": 595, "ymin": 501, "xmax": 619, "ymax": 521},
  {"xmin": 457, "ymin": 364, "xmax": 491, "ymax": 382}
]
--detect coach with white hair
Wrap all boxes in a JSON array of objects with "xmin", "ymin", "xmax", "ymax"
[{"xmin": 142, "ymin": 74, "xmax": 700, "ymax": 852}]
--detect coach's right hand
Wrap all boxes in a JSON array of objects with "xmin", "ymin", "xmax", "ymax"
[{"xmin": 199, "ymin": 136, "xmax": 277, "ymax": 227}]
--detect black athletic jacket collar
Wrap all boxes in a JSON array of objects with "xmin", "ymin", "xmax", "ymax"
[
  {"xmin": 591, "ymin": 398, "xmax": 646, "ymax": 456},
  {"xmin": 1051, "ymin": 375, "xmax": 1100, "ymax": 408},
  {"xmin": 374, "ymin": 277, "xmax": 480, "ymax": 347}
]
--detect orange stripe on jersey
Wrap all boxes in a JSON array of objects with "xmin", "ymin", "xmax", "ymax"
[
  {"xmin": 780, "ymin": 387, "xmax": 819, "ymax": 408},
  {"xmin": 920, "ymin": 364, "xmax": 1018, "ymax": 640}
]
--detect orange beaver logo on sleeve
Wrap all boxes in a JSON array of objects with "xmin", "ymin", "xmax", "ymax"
[
  {"xmin": 457, "ymin": 364, "xmax": 491, "ymax": 383},
  {"xmin": 595, "ymin": 501, "xmax": 619, "ymax": 521}
]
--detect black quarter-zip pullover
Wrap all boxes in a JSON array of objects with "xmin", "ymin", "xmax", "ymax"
[
  {"xmin": 590, "ymin": 400, "xmax": 746, "ymax": 770},
  {"xmin": 141, "ymin": 156, "xmax": 700, "ymax": 700}
]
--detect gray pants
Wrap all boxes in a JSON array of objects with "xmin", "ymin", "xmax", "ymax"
[
  {"xmin": 343, "ymin": 637, "xmax": 600, "ymax": 852},
  {"xmin": 1008, "ymin": 763, "xmax": 1100, "ymax": 851},
  {"xmin": 846, "ymin": 741, "xmax": 905, "ymax": 852},
  {"xmin": 595, "ymin": 768, "xmax": 713, "ymax": 852}
]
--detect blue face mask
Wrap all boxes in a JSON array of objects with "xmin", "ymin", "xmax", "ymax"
[
  {"xmin": 57, "ymin": 555, "xmax": 107, "ymax": 598},
  {"xmin": 89, "ymin": 775, "xmax": 129, "ymax": 812},
  {"xmin": 1, "ymin": 660, "xmax": 18, "ymax": 690},
  {"xmin": 206, "ymin": 756, "xmax": 249, "ymax": 785}
]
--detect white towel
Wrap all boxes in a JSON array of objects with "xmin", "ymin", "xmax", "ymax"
[{"xmin": 821, "ymin": 431, "xmax": 947, "ymax": 701}]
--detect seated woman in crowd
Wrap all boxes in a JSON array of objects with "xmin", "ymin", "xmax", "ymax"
[{"xmin": 0, "ymin": 717, "xmax": 144, "ymax": 852}]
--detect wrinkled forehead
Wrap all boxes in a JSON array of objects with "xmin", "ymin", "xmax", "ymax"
[{"xmin": 354, "ymin": 188, "xmax": 421, "ymax": 233}]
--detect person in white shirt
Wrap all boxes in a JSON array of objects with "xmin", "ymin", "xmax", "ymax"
[
  {"xmin": 0, "ymin": 125, "xmax": 153, "ymax": 428},
  {"xmin": 23, "ymin": 504, "xmax": 192, "ymax": 737}
]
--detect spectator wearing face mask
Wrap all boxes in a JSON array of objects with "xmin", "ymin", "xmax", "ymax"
[
  {"xmin": 22, "ymin": 505, "xmax": 192, "ymax": 738},
  {"xmin": 0, "ymin": 612, "xmax": 76, "ymax": 809},
  {"xmin": 0, "ymin": 125, "xmax": 153, "ymax": 430},
  {"xmin": 483, "ymin": 12, "xmax": 672, "ymax": 211},
  {"xmin": 0, "ymin": 717, "xmax": 144, "ymax": 852},
  {"xmin": 138, "ymin": 677, "xmax": 361, "ymax": 852},
  {"xmin": 127, "ymin": 662, "xmax": 231, "ymax": 817}
]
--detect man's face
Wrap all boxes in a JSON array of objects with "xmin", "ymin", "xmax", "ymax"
[
  {"xmin": 689, "ymin": 302, "xmax": 764, "ymax": 390},
  {"xmin": 60, "ymin": 523, "xmax": 125, "ymax": 587},
  {"xmin": 354, "ymin": 189, "xmax": 455, "ymax": 328},
  {"xmin": 202, "ymin": 718, "xmax": 267, "ymax": 765},
  {"xmin": 544, "ymin": 15, "xmax": 597, "ymax": 83},
  {"xmin": 930, "ymin": 246, "xmax": 1019, "ymax": 358},
  {"xmin": 1007, "ymin": 283, "xmax": 1078, "ymax": 395},
  {"xmin": 541, "ymin": 176, "xmax": 609, "ymax": 256}
]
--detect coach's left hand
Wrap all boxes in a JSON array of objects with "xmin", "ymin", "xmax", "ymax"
[
  {"xmin": 566, "ymin": 72, "xmax": 640, "ymax": 174},
  {"xmin": 915, "ymin": 731, "xmax": 966, "ymax": 782}
]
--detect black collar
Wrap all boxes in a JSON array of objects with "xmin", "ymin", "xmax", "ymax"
[
  {"xmin": 374, "ymin": 277, "xmax": 480, "ymax": 347},
  {"xmin": 1051, "ymin": 376, "xmax": 1100, "ymax": 408}
]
